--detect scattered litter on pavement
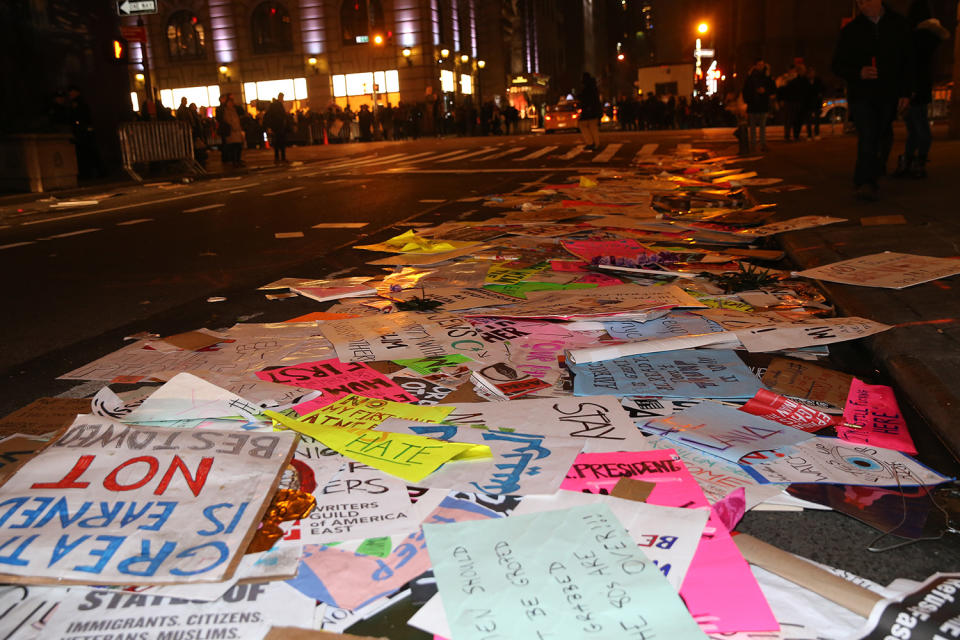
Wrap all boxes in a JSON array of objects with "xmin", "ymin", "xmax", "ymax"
[{"xmin": 3, "ymin": 146, "xmax": 958, "ymax": 640}]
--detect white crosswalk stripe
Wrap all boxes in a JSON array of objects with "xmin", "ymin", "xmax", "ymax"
[
  {"xmin": 634, "ymin": 143, "xmax": 659, "ymax": 161},
  {"xmin": 436, "ymin": 147, "xmax": 498, "ymax": 164},
  {"xmin": 592, "ymin": 143, "xmax": 622, "ymax": 163},
  {"xmin": 514, "ymin": 145, "xmax": 557, "ymax": 161},
  {"xmin": 321, "ymin": 152, "xmax": 409, "ymax": 169},
  {"xmin": 474, "ymin": 146, "xmax": 526, "ymax": 161},
  {"xmin": 559, "ymin": 144, "xmax": 586, "ymax": 160}
]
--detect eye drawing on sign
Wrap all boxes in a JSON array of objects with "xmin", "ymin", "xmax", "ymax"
[{"xmin": 825, "ymin": 445, "xmax": 897, "ymax": 482}]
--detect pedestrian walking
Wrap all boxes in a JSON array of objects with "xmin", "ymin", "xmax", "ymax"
[
  {"xmin": 894, "ymin": 0, "xmax": 949, "ymax": 178},
  {"xmin": 578, "ymin": 72, "xmax": 602, "ymax": 150},
  {"xmin": 216, "ymin": 94, "xmax": 245, "ymax": 168},
  {"xmin": 264, "ymin": 93, "xmax": 290, "ymax": 162},
  {"xmin": 832, "ymin": 0, "xmax": 913, "ymax": 201},
  {"xmin": 742, "ymin": 59, "xmax": 776, "ymax": 152}
]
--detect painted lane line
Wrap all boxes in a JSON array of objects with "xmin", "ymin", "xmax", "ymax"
[
  {"xmin": 230, "ymin": 189, "xmax": 247, "ymax": 194},
  {"xmin": 0, "ymin": 241, "xmax": 35, "ymax": 250},
  {"xmin": 275, "ymin": 231, "xmax": 305, "ymax": 238},
  {"xmin": 592, "ymin": 143, "xmax": 623, "ymax": 163},
  {"xmin": 116, "ymin": 218, "xmax": 154, "ymax": 226},
  {"xmin": 558, "ymin": 145, "xmax": 586, "ymax": 160},
  {"xmin": 263, "ymin": 187, "xmax": 305, "ymax": 197},
  {"xmin": 183, "ymin": 203, "xmax": 225, "ymax": 213},
  {"xmin": 41, "ymin": 228, "xmax": 102, "ymax": 240},
  {"xmin": 320, "ymin": 152, "xmax": 408, "ymax": 169},
  {"xmin": 514, "ymin": 145, "xmax": 558, "ymax": 161},
  {"xmin": 634, "ymin": 143, "xmax": 659, "ymax": 159},
  {"xmin": 379, "ymin": 167, "xmax": 583, "ymax": 174}
]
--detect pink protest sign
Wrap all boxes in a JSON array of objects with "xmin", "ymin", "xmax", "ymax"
[
  {"xmin": 574, "ymin": 272, "xmax": 625, "ymax": 286},
  {"xmin": 561, "ymin": 450, "xmax": 778, "ymax": 634},
  {"xmin": 740, "ymin": 389, "xmax": 837, "ymax": 433},
  {"xmin": 256, "ymin": 358, "xmax": 417, "ymax": 414},
  {"xmin": 549, "ymin": 260, "xmax": 589, "ymax": 272},
  {"xmin": 837, "ymin": 379, "xmax": 917, "ymax": 455},
  {"xmin": 561, "ymin": 237, "xmax": 655, "ymax": 263}
]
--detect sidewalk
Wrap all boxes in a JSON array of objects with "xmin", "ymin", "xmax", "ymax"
[{"xmin": 756, "ymin": 124, "xmax": 960, "ymax": 460}]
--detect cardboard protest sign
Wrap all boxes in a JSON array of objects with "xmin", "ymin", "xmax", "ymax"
[
  {"xmin": 423, "ymin": 504, "xmax": 707, "ymax": 640},
  {"xmin": 792, "ymin": 251, "xmax": 960, "ymax": 289},
  {"xmin": 739, "ymin": 437, "xmax": 951, "ymax": 486},
  {"xmin": 740, "ymin": 389, "xmax": 837, "ymax": 432},
  {"xmin": 837, "ymin": 380, "xmax": 917, "ymax": 454},
  {"xmin": 392, "ymin": 354, "xmax": 472, "ymax": 374},
  {"xmin": 0, "ymin": 397, "xmax": 93, "ymax": 436},
  {"xmin": 570, "ymin": 349, "xmax": 764, "ymax": 399},
  {"xmin": 761, "ymin": 357, "xmax": 853, "ymax": 411},
  {"xmin": 736, "ymin": 317, "xmax": 892, "ymax": 352},
  {"xmin": 290, "ymin": 394, "xmax": 454, "ymax": 430},
  {"xmin": 735, "ymin": 216, "xmax": 846, "ymax": 237},
  {"xmin": 603, "ymin": 312, "xmax": 725, "ymax": 341},
  {"xmin": 484, "ymin": 262, "xmax": 550, "ymax": 285},
  {"xmin": 388, "ymin": 287, "xmax": 519, "ymax": 311},
  {"xmin": 288, "ymin": 494, "xmax": 499, "ymax": 610},
  {"xmin": 440, "ymin": 395, "xmax": 650, "ymax": 453},
  {"xmin": 643, "ymin": 402, "xmax": 814, "ymax": 464},
  {"xmin": 121, "ymin": 372, "xmax": 265, "ymax": 422},
  {"xmin": 506, "ymin": 331, "xmax": 604, "ymax": 384},
  {"xmin": 0, "ymin": 434, "xmax": 49, "ymax": 479},
  {"xmin": 38, "ymin": 581, "xmax": 316, "ymax": 639},
  {"xmin": 318, "ymin": 312, "xmax": 510, "ymax": 364},
  {"xmin": 513, "ymin": 492, "xmax": 708, "ymax": 590},
  {"xmin": 257, "ymin": 358, "xmax": 417, "ymax": 414},
  {"xmin": 265, "ymin": 410, "xmax": 488, "ymax": 484},
  {"xmin": 561, "ymin": 449, "xmax": 779, "ymax": 633},
  {"xmin": 377, "ymin": 420, "xmax": 584, "ymax": 495},
  {"xmin": 390, "ymin": 375, "xmax": 458, "ymax": 406},
  {"xmin": 0, "ymin": 416, "xmax": 295, "ymax": 585},
  {"xmin": 561, "ymin": 237, "xmax": 656, "ymax": 262}
]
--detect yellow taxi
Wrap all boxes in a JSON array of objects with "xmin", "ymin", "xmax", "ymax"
[{"xmin": 543, "ymin": 102, "xmax": 580, "ymax": 133}]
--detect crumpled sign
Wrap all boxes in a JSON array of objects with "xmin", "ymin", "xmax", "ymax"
[
  {"xmin": 355, "ymin": 229, "xmax": 479, "ymax": 255},
  {"xmin": 265, "ymin": 410, "xmax": 490, "ymax": 483}
]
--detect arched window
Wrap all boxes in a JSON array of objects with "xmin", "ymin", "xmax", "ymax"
[
  {"xmin": 251, "ymin": 1, "xmax": 293, "ymax": 54},
  {"xmin": 166, "ymin": 11, "xmax": 206, "ymax": 59},
  {"xmin": 340, "ymin": 0, "xmax": 385, "ymax": 45}
]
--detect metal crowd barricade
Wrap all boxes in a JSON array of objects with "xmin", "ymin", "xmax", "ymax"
[{"xmin": 118, "ymin": 121, "xmax": 206, "ymax": 182}]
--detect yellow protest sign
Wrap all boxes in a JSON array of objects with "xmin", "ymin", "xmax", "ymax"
[
  {"xmin": 355, "ymin": 230, "xmax": 479, "ymax": 255},
  {"xmin": 297, "ymin": 394, "xmax": 454, "ymax": 430},
  {"xmin": 265, "ymin": 410, "xmax": 490, "ymax": 483}
]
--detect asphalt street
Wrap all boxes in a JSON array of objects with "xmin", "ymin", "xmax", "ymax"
[{"xmin": 1, "ymin": 125, "xmax": 959, "ymax": 628}]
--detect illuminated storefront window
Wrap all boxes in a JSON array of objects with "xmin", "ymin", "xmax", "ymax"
[
  {"xmin": 331, "ymin": 70, "xmax": 400, "ymax": 97},
  {"xmin": 159, "ymin": 85, "xmax": 221, "ymax": 109},
  {"xmin": 130, "ymin": 92, "xmax": 140, "ymax": 112},
  {"xmin": 460, "ymin": 73, "xmax": 472, "ymax": 94},
  {"xmin": 242, "ymin": 78, "xmax": 308, "ymax": 102},
  {"xmin": 440, "ymin": 69, "xmax": 455, "ymax": 93}
]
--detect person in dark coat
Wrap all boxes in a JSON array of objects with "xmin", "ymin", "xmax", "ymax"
[
  {"xmin": 264, "ymin": 93, "xmax": 291, "ymax": 162},
  {"xmin": 742, "ymin": 59, "xmax": 776, "ymax": 152},
  {"xmin": 800, "ymin": 67, "xmax": 826, "ymax": 140},
  {"xmin": 895, "ymin": 0, "xmax": 949, "ymax": 178},
  {"xmin": 357, "ymin": 104, "xmax": 374, "ymax": 142},
  {"xmin": 832, "ymin": 0, "xmax": 913, "ymax": 201},
  {"xmin": 578, "ymin": 72, "xmax": 602, "ymax": 150}
]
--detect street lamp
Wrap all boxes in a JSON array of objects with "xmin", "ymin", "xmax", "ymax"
[
  {"xmin": 460, "ymin": 53, "xmax": 469, "ymax": 63},
  {"xmin": 402, "ymin": 47, "xmax": 413, "ymax": 66},
  {"xmin": 697, "ymin": 22, "xmax": 709, "ymax": 34},
  {"xmin": 440, "ymin": 48, "xmax": 450, "ymax": 59}
]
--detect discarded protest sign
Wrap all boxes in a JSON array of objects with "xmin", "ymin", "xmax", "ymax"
[
  {"xmin": 0, "ymin": 416, "xmax": 295, "ymax": 585},
  {"xmin": 736, "ymin": 317, "xmax": 891, "ymax": 352},
  {"xmin": 423, "ymin": 503, "xmax": 706, "ymax": 640},
  {"xmin": 569, "ymin": 349, "xmax": 764, "ymax": 399},
  {"xmin": 740, "ymin": 389, "xmax": 837, "ymax": 432},
  {"xmin": 762, "ymin": 357, "xmax": 853, "ymax": 411},
  {"xmin": 257, "ymin": 358, "xmax": 417, "ymax": 413},
  {"xmin": 289, "ymin": 394, "xmax": 454, "ymax": 430},
  {"xmin": 838, "ymin": 380, "xmax": 917, "ymax": 454},
  {"xmin": 735, "ymin": 216, "xmax": 846, "ymax": 237},
  {"xmin": 739, "ymin": 437, "xmax": 951, "ymax": 486},
  {"xmin": 643, "ymin": 402, "xmax": 815, "ymax": 464},
  {"xmin": 855, "ymin": 573, "xmax": 960, "ymax": 640},
  {"xmin": 793, "ymin": 251, "xmax": 960, "ymax": 289},
  {"xmin": 0, "ymin": 398, "xmax": 93, "ymax": 436}
]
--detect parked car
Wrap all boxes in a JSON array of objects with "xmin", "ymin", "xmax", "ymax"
[
  {"xmin": 543, "ymin": 102, "xmax": 580, "ymax": 133},
  {"xmin": 821, "ymin": 98, "xmax": 848, "ymax": 123}
]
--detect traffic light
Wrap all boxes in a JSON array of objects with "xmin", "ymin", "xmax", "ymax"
[{"xmin": 112, "ymin": 38, "xmax": 129, "ymax": 63}]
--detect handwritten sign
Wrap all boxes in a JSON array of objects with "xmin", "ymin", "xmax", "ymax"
[
  {"xmin": 391, "ymin": 375, "xmax": 457, "ymax": 405},
  {"xmin": 604, "ymin": 312, "xmax": 725, "ymax": 341},
  {"xmin": 570, "ymin": 349, "xmax": 764, "ymax": 399},
  {"xmin": 423, "ymin": 504, "xmax": 707, "ymax": 640},
  {"xmin": 761, "ymin": 357, "xmax": 853, "ymax": 411},
  {"xmin": 378, "ymin": 420, "xmax": 584, "ymax": 495},
  {"xmin": 561, "ymin": 450, "xmax": 778, "ymax": 633},
  {"xmin": 0, "ymin": 398, "xmax": 92, "ymax": 436},
  {"xmin": 735, "ymin": 215, "xmax": 846, "ymax": 237},
  {"xmin": 644, "ymin": 402, "xmax": 815, "ymax": 463},
  {"xmin": 792, "ymin": 251, "xmax": 960, "ymax": 289},
  {"xmin": 441, "ymin": 396, "xmax": 650, "ymax": 453},
  {"xmin": 561, "ymin": 237, "xmax": 656, "ymax": 263},
  {"xmin": 265, "ymin": 410, "xmax": 487, "ymax": 483},
  {"xmin": 736, "ymin": 317, "xmax": 891, "ymax": 352},
  {"xmin": 319, "ymin": 312, "xmax": 509, "ymax": 364},
  {"xmin": 739, "ymin": 437, "xmax": 950, "ymax": 486},
  {"xmin": 292, "ymin": 394, "xmax": 454, "ymax": 430},
  {"xmin": 0, "ymin": 416, "xmax": 295, "ymax": 585},
  {"xmin": 393, "ymin": 354, "xmax": 472, "ymax": 374},
  {"xmin": 837, "ymin": 379, "xmax": 917, "ymax": 454},
  {"xmin": 256, "ymin": 358, "xmax": 417, "ymax": 414}
]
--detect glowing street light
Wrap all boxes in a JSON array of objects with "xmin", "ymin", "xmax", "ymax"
[
  {"xmin": 697, "ymin": 22, "xmax": 709, "ymax": 34},
  {"xmin": 617, "ymin": 53, "xmax": 625, "ymax": 61}
]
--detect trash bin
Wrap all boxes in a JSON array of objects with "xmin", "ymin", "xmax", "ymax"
[{"xmin": 0, "ymin": 133, "xmax": 78, "ymax": 193}]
